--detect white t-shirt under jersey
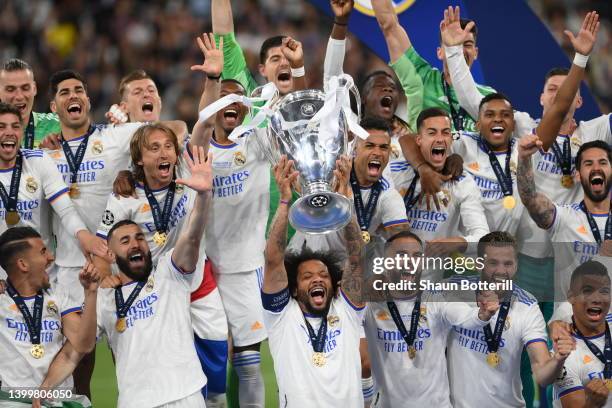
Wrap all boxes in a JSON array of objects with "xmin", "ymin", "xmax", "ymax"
[
  {"xmin": 96, "ymin": 250, "xmax": 205, "ymax": 408},
  {"xmin": 553, "ymin": 323, "xmax": 612, "ymax": 408},
  {"xmin": 364, "ymin": 291, "xmax": 487, "ymax": 408},
  {"xmin": 205, "ymin": 131, "xmax": 270, "ymax": 274},
  {"xmin": 0, "ymin": 286, "xmax": 81, "ymax": 389},
  {"xmin": 262, "ymin": 288, "xmax": 364, "ymax": 408},
  {"xmin": 47, "ymin": 122, "xmax": 143, "ymax": 269},
  {"xmin": 447, "ymin": 277, "xmax": 548, "ymax": 408}
]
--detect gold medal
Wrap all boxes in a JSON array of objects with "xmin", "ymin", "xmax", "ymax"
[
  {"xmin": 561, "ymin": 175, "xmax": 574, "ymax": 188},
  {"xmin": 115, "ymin": 317, "xmax": 127, "ymax": 333},
  {"xmin": 5, "ymin": 210, "xmax": 20, "ymax": 226},
  {"xmin": 312, "ymin": 352, "xmax": 326, "ymax": 367},
  {"xmin": 502, "ymin": 196, "xmax": 516, "ymax": 210},
  {"xmin": 408, "ymin": 346, "xmax": 417, "ymax": 360},
  {"xmin": 486, "ymin": 351, "xmax": 500, "ymax": 368},
  {"xmin": 605, "ymin": 379, "xmax": 612, "ymax": 391},
  {"xmin": 69, "ymin": 183, "xmax": 80, "ymax": 199},
  {"xmin": 361, "ymin": 231, "xmax": 370, "ymax": 243},
  {"xmin": 30, "ymin": 344, "xmax": 44, "ymax": 359},
  {"xmin": 152, "ymin": 231, "xmax": 167, "ymax": 246}
]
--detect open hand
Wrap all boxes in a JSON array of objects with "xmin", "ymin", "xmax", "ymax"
[
  {"xmin": 440, "ymin": 6, "xmax": 475, "ymax": 47},
  {"xmin": 176, "ymin": 145, "xmax": 213, "ymax": 194},
  {"xmin": 564, "ymin": 11, "xmax": 599, "ymax": 57},
  {"xmin": 191, "ymin": 33, "xmax": 224, "ymax": 78}
]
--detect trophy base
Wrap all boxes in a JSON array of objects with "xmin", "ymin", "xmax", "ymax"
[{"xmin": 289, "ymin": 192, "xmax": 352, "ymax": 234}]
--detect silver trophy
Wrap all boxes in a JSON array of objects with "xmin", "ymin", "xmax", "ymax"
[{"xmin": 264, "ymin": 89, "xmax": 353, "ymax": 234}]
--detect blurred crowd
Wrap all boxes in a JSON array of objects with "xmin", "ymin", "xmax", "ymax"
[{"xmin": 0, "ymin": 0, "xmax": 609, "ymax": 126}]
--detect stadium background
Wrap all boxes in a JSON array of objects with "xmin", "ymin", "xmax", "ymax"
[{"xmin": 0, "ymin": 0, "xmax": 609, "ymax": 406}]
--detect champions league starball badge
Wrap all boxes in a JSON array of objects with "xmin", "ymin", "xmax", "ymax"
[{"xmin": 30, "ymin": 344, "xmax": 45, "ymax": 359}]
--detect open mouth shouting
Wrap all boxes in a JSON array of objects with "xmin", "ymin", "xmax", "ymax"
[
  {"xmin": 367, "ymin": 158, "xmax": 382, "ymax": 178},
  {"xmin": 309, "ymin": 286, "xmax": 327, "ymax": 308},
  {"xmin": 0, "ymin": 138, "xmax": 17, "ymax": 155},
  {"xmin": 67, "ymin": 101, "xmax": 83, "ymax": 120},
  {"xmin": 586, "ymin": 306, "xmax": 604, "ymax": 322},
  {"xmin": 430, "ymin": 145, "xmax": 447, "ymax": 165},
  {"xmin": 14, "ymin": 103, "xmax": 27, "ymax": 117},
  {"xmin": 127, "ymin": 249, "xmax": 146, "ymax": 269},
  {"xmin": 141, "ymin": 102, "xmax": 155, "ymax": 117},
  {"xmin": 589, "ymin": 171, "xmax": 606, "ymax": 195},
  {"xmin": 158, "ymin": 161, "xmax": 172, "ymax": 178},
  {"xmin": 277, "ymin": 70, "xmax": 292, "ymax": 89},
  {"xmin": 221, "ymin": 105, "xmax": 240, "ymax": 129},
  {"xmin": 379, "ymin": 95, "xmax": 395, "ymax": 117}
]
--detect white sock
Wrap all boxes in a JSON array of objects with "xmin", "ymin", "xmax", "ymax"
[
  {"xmin": 205, "ymin": 392, "xmax": 227, "ymax": 408},
  {"xmin": 233, "ymin": 351, "xmax": 265, "ymax": 408},
  {"xmin": 362, "ymin": 376, "xmax": 375, "ymax": 408}
]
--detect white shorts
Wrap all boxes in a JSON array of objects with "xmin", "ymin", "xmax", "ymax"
[
  {"xmin": 53, "ymin": 265, "xmax": 85, "ymax": 305},
  {"xmin": 154, "ymin": 391, "xmax": 205, "ymax": 408},
  {"xmin": 214, "ymin": 267, "xmax": 267, "ymax": 347},
  {"xmin": 191, "ymin": 287, "xmax": 228, "ymax": 341}
]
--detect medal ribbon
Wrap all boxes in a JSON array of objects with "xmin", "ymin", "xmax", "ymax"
[
  {"xmin": 403, "ymin": 173, "xmax": 420, "ymax": 211},
  {"xmin": 350, "ymin": 165, "xmax": 382, "ymax": 233},
  {"xmin": 573, "ymin": 317, "xmax": 612, "ymax": 378},
  {"xmin": 23, "ymin": 113, "xmax": 35, "ymax": 150},
  {"xmin": 550, "ymin": 136, "xmax": 572, "ymax": 177},
  {"xmin": 480, "ymin": 138, "xmax": 514, "ymax": 197},
  {"xmin": 483, "ymin": 298, "xmax": 511, "ymax": 354},
  {"xmin": 144, "ymin": 181, "xmax": 176, "ymax": 235},
  {"xmin": 303, "ymin": 314, "xmax": 328, "ymax": 353},
  {"xmin": 387, "ymin": 295, "xmax": 421, "ymax": 350},
  {"xmin": 6, "ymin": 281, "xmax": 43, "ymax": 345},
  {"xmin": 114, "ymin": 281, "xmax": 146, "ymax": 319},
  {"xmin": 442, "ymin": 77, "xmax": 467, "ymax": 132},
  {"xmin": 579, "ymin": 201, "xmax": 612, "ymax": 245},
  {"xmin": 61, "ymin": 126, "xmax": 95, "ymax": 185},
  {"xmin": 0, "ymin": 152, "xmax": 23, "ymax": 216}
]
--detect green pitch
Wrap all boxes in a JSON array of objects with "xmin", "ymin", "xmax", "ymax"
[{"xmin": 91, "ymin": 341, "xmax": 279, "ymax": 407}]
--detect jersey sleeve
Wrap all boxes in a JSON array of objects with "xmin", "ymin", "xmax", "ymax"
[
  {"xmin": 521, "ymin": 302, "xmax": 548, "ymax": 347},
  {"xmin": 323, "ymin": 38, "xmax": 346, "ymax": 91},
  {"xmin": 547, "ymin": 203, "xmax": 566, "ymax": 237},
  {"xmin": 554, "ymin": 355, "xmax": 585, "ymax": 400},
  {"xmin": 261, "ymin": 287, "xmax": 290, "ymax": 313},
  {"xmin": 579, "ymin": 114, "xmax": 612, "ymax": 145},
  {"xmin": 389, "ymin": 50, "xmax": 423, "ymax": 131},
  {"xmin": 95, "ymin": 295, "xmax": 106, "ymax": 342},
  {"xmin": 38, "ymin": 151, "xmax": 70, "ymax": 202},
  {"xmin": 56, "ymin": 285, "xmax": 83, "ymax": 318},
  {"xmin": 443, "ymin": 45, "xmax": 481, "ymax": 120},
  {"xmin": 436, "ymin": 297, "xmax": 488, "ymax": 329},
  {"xmin": 403, "ymin": 47, "xmax": 437, "ymax": 84},
  {"xmin": 339, "ymin": 288, "xmax": 366, "ymax": 327},
  {"xmin": 215, "ymin": 32, "xmax": 260, "ymax": 95},
  {"xmin": 380, "ymin": 188, "xmax": 409, "ymax": 228},
  {"xmin": 165, "ymin": 249, "xmax": 199, "ymax": 291},
  {"xmin": 96, "ymin": 193, "xmax": 132, "ymax": 239}
]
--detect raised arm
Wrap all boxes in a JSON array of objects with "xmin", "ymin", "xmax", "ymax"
[
  {"xmin": 171, "ymin": 145, "xmax": 213, "ymax": 272},
  {"xmin": 281, "ymin": 37, "xmax": 307, "ymax": 91},
  {"xmin": 528, "ymin": 338, "xmax": 572, "ymax": 386},
  {"xmin": 517, "ymin": 134, "xmax": 556, "ymax": 229},
  {"xmin": 324, "ymin": 0, "xmax": 353, "ymax": 89},
  {"xmin": 330, "ymin": 0, "xmax": 353, "ymax": 40},
  {"xmin": 536, "ymin": 11, "xmax": 599, "ymax": 151},
  {"xmin": 211, "ymin": 0, "xmax": 233, "ymax": 35},
  {"xmin": 371, "ymin": 0, "xmax": 412, "ymax": 63}
]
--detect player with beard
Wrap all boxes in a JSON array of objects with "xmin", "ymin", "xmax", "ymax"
[
  {"xmin": 0, "ymin": 227, "xmax": 99, "ymax": 407},
  {"xmin": 553, "ymin": 261, "xmax": 612, "ymax": 408},
  {"xmin": 0, "ymin": 59, "xmax": 60, "ymax": 149},
  {"xmin": 446, "ymin": 231, "xmax": 573, "ymax": 407},
  {"xmin": 94, "ymin": 144, "xmax": 212, "ymax": 408},
  {"xmin": 262, "ymin": 153, "xmax": 366, "ymax": 407},
  {"xmin": 363, "ymin": 230, "xmax": 500, "ymax": 407},
  {"xmin": 518, "ymin": 139, "xmax": 612, "ymax": 311},
  {"xmin": 371, "ymin": 1, "xmax": 495, "ymax": 133}
]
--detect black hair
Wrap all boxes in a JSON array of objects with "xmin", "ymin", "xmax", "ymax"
[
  {"xmin": 544, "ymin": 67, "xmax": 570, "ymax": 83},
  {"xmin": 221, "ymin": 78, "xmax": 246, "ymax": 92},
  {"xmin": 49, "ymin": 69, "xmax": 87, "ymax": 99},
  {"xmin": 416, "ymin": 107, "xmax": 450, "ymax": 132},
  {"xmin": 477, "ymin": 231, "xmax": 517, "ymax": 259},
  {"xmin": 1, "ymin": 58, "xmax": 33, "ymax": 73},
  {"xmin": 0, "ymin": 102, "xmax": 23, "ymax": 123},
  {"xmin": 107, "ymin": 219, "xmax": 139, "ymax": 242},
  {"xmin": 284, "ymin": 246, "xmax": 344, "ymax": 296},
  {"xmin": 259, "ymin": 36, "xmax": 285, "ymax": 65},
  {"xmin": 570, "ymin": 260, "xmax": 610, "ymax": 291},
  {"xmin": 478, "ymin": 92, "xmax": 513, "ymax": 113},
  {"xmin": 0, "ymin": 227, "xmax": 41, "ymax": 272},
  {"xmin": 575, "ymin": 140, "xmax": 612, "ymax": 170},
  {"xmin": 385, "ymin": 230, "xmax": 423, "ymax": 250},
  {"xmin": 439, "ymin": 18, "xmax": 478, "ymax": 44},
  {"xmin": 360, "ymin": 115, "xmax": 391, "ymax": 134}
]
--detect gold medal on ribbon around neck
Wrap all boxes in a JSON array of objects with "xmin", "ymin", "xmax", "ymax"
[
  {"xmin": 5, "ymin": 210, "xmax": 20, "ymax": 226},
  {"xmin": 152, "ymin": 231, "xmax": 167, "ymax": 246},
  {"xmin": 408, "ymin": 346, "xmax": 417, "ymax": 360},
  {"xmin": 30, "ymin": 344, "xmax": 44, "ymax": 359},
  {"xmin": 561, "ymin": 175, "xmax": 574, "ymax": 188},
  {"xmin": 361, "ymin": 231, "xmax": 370, "ymax": 244},
  {"xmin": 69, "ymin": 183, "xmax": 80, "ymax": 199},
  {"xmin": 486, "ymin": 351, "xmax": 500, "ymax": 368},
  {"xmin": 116, "ymin": 317, "xmax": 127, "ymax": 333},
  {"xmin": 312, "ymin": 352, "xmax": 326, "ymax": 367},
  {"xmin": 502, "ymin": 196, "xmax": 516, "ymax": 210}
]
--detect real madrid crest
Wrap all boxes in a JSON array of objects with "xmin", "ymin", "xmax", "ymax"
[
  {"xmin": 233, "ymin": 151, "xmax": 246, "ymax": 166},
  {"xmin": 570, "ymin": 135, "xmax": 582, "ymax": 149},
  {"xmin": 440, "ymin": 189, "xmax": 451, "ymax": 206},
  {"xmin": 419, "ymin": 306, "xmax": 427, "ymax": 323},
  {"xmin": 504, "ymin": 316, "xmax": 511, "ymax": 331},
  {"xmin": 509, "ymin": 160, "xmax": 518, "ymax": 174},
  {"xmin": 92, "ymin": 140, "xmax": 104, "ymax": 155},
  {"xmin": 47, "ymin": 300, "xmax": 58, "ymax": 315},
  {"xmin": 391, "ymin": 145, "xmax": 400, "ymax": 159},
  {"xmin": 25, "ymin": 177, "xmax": 38, "ymax": 193},
  {"xmin": 327, "ymin": 315, "xmax": 340, "ymax": 327},
  {"xmin": 145, "ymin": 277, "xmax": 155, "ymax": 292}
]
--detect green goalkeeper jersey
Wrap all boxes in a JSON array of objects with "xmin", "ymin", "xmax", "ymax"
[{"xmin": 23, "ymin": 111, "xmax": 61, "ymax": 149}]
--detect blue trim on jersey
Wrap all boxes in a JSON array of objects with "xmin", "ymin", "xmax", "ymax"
[
  {"xmin": 122, "ymin": 280, "xmax": 139, "ymax": 287},
  {"xmin": 525, "ymin": 338, "xmax": 547, "ymax": 347},
  {"xmin": 22, "ymin": 149, "xmax": 43, "ymax": 158},
  {"xmin": 558, "ymin": 386, "xmax": 584, "ymax": 398},
  {"xmin": 546, "ymin": 206, "xmax": 558, "ymax": 231},
  {"xmin": 0, "ymin": 167, "xmax": 15, "ymax": 173},
  {"xmin": 380, "ymin": 176, "xmax": 390, "ymax": 191},
  {"xmin": 211, "ymin": 139, "xmax": 238, "ymax": 149},
  {"xmin": 170, "ymin": 256, "xmax": 193, "ymax": 275},
  {"xmin": 340, "ymin": 287, "xmax": 365, "ymax": 311},
  {"xmin": 21, "ymin": 294, "xmax": 37, "ymax": 300},
  {"xmin": 383, "ymin": 219, "xmax": 408, "ymax": 227},
  {"xmin": 48, "ymin": 188, "xmax": 69, "ymax": 203},
  {"xmin": 135, "ymin": 182, "xmax": 170, "ymax": 193},
  {"xmin": 572, "ymin": 331, "xmax": 605, "ymax": 341},
  {"xmin": 63, "ymin": 125, "xmax": 97, "ymax": 143},
  {"xmin": 591, "ymin": 213, "xmax": 609, "ymax": 217},
  {"xmin": 61, "ymin": 306, "xmax": 82, "ymax": 316},
  {"xmin": 261, "ymin": 287, "xmax": 290, "ymax": 313},
  {"xmin": 96, "ymin": 232, "xmax": 107, "ymax": 239}
]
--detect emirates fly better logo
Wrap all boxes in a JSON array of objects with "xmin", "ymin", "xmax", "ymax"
[{"xmin": 354, "ymin": 0, "xmax": 415, "ymax": 16}]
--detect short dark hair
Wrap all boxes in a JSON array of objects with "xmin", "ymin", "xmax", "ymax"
[
  {"xmin": 1, "ymin": 58, "xmax": 33, "ymax": 73},
  {"xmin": 49, "ymin": 69, "xmax": 87, "ymax": 99},
  {"xmin": 0, "ymin": 102, "xmax": 23, "ymax": 123},
  {"xmin": 360, "ymin": 115, "xmax": 391, "ymax": 134},
  {"xmin": 478, "ymin": 92, "xmax": 513, "ymax": 113},
  {"xmin": 544, "ymin": 67, "xmax": 569, "ymax": 83},
  {"xmin": 477, "ymin": 231, "xmax": 517, "ymax": 259},
  {"xmin": 439, "ymin": 19, "xmax": 478, "ymax": 44},
  {"xmin": 360, "ymin": 70, "xmax": 399, "ymax": 95},
  {"xmin": 385, "ymin": 230, "xmax": 423, "ymax": 250},
  {"xmin": 416, "ymin": 107, "xmax": 450, "ymax": 132},
  {"xmin": 221, "ymin": 78, "xmax": 246, "ymax": 93},
  {"xmin": 0, "ymin": 227, "xmax": 41, "ymax": 272},
  {"xmin": 570, "ymin": 260, "xmax": 610, "ymax": 291},
  {"xmin": 118, "ymin": 69, "xmax": 154, "ymax": 100},
  {"xmin": 575, "ymin": 140, "xmax": 612, "ymax": 170},
  {"xmin": 284, "ymin": 247, "xmax": 344, "ymax": 296},
  {"xmin": 259, "ymin": 36, "xmax": 285, "ymax": 65},
  {"xmin": 107, "ymin": 219, "xmax": 139, "ymax": 242}
]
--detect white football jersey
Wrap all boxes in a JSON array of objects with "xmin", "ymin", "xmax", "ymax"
[
  {"xmin": 46, "ymin": 122, "xmax": 143, "ymax": 268},
  {"xmin": 205, "ymin": 131, "xmax": 270, "ymax": 274},
  {"xmin": 447, "ymin": 277, "xmax": 547, "ymax": 408},
  {"xmin": 96, "ymin": 250, "xmax": 205, "ymax": 408},
  {"xmin": 0, "ymin": 286, "xmax": 81, "ymax": 389},
  {"xmin": 262, "ymin": 288, "xmax": 364, "ymax": 407},
  {"xmin": 364, "ymin": 291, "xmax": 487, "ymax": 408}
]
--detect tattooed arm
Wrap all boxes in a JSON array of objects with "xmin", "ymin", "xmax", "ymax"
[
  {"xmin": 517, "ymin": 134, "xmax": 556, "ymax": 230},
  {"xmin": 263, "ymin": 156, "xmax": 299, "ymax": 294}
]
